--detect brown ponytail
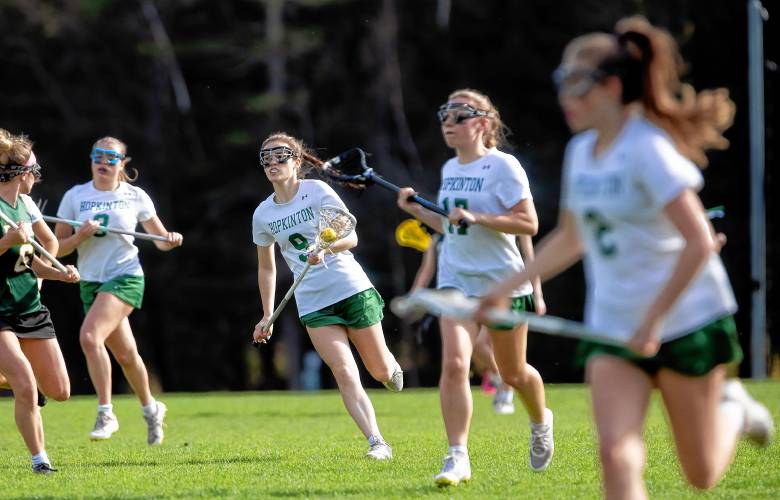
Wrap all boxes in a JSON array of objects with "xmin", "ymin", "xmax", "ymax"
[{"xmin": 614, "ymin": 16, "xmax": 735, "ymax": 167}]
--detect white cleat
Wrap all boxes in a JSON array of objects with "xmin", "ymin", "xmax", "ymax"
[
  {"xmin": 493, "ymin": 388, "xmax": 515, "ymax": 415},
  {"xmin": 383, "ymin": 363, "xmax": 404, "ymax": 392},
  {"xmin": 144, "ymin": 401, "xmax": 167, "ymax": 446},
  {"xmin": 434, "ymin": 452, "xmax": 471, "ymax": 487},
  {"xmin": 722, "ymin": 380, "xmax": 774, "ymax": 447},
  {"xmin": 530, "ymin": 408, "xmax": 554, "ymax": 471},
  {"xmin": 365, "ymin": 440, "xmax": 393, "ymax": 460},
  {"xmin": 90, "ymin": 411, "xmax": 119, "ymax": 441}
]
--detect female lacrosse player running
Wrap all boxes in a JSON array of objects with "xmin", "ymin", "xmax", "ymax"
[
  {"xmin": 479, "ymin": 17, "xmax": 774, "ymax": 498},
  {"xmin": 251, "ymin": 132, "xmax": 403, "ymax": 461},
  {"xmin": 54, "ymin": 136, "xmax": 182, "ymax": 445},
  {"xmin": 396, "ymin": 89, "xmax": 552, "ymax": 486},
  {"xmin": 1, "ymin": 129, "xmax": 79, "ymax": 473},
  {"xmin": 409, "ymin": 232, "xmax": 545, "ymax": 415}
]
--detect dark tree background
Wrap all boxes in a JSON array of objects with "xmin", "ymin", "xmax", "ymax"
[{"xmin": 1, "ymin": 0, "xmax": 776, "ymax": 393}]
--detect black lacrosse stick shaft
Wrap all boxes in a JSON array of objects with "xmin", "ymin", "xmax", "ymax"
[{"xmin": 366, "ymin": 173, "xmax": 449, "ymax": 218}]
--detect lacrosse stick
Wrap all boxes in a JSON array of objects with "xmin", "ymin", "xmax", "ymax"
[
  {"xmin": 390, "ymin": 288, "xmax": 625, "ymax": 347},
  {"xmin": 395, "ymin": 218, "xmax": 432, "ymax": 252},
  {"xmin": 0, "ymin": 211, "xmax": 68, "ymax": 272},
  {"xmin": 258, "ymin": 206, "xmax": 357, "ymax": 341},
  {"xmin": 318, "ymin": 148, "xmax": 465, "ymax": 227},
  {"xmin": 42, "ymin": 215, "xmax": 169, "ymax": 242}
]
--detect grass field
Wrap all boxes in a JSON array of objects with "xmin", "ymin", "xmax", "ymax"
[{"xmin": 1, "ymin": 383, "xmax": 778, "ymax": 499}]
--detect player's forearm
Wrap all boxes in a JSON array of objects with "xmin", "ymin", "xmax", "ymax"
[
  {"xmin": 55, "ymin": 234, "xmax": 85, "ymax": 257},
  {"xmin": 258, "ymin": 271, "xmax": 276, "ymax": 317},
  {"xmin": 406, "ymin": 205, "xmax": 445, "ymax": 234},
  {"xmin": 473, "ymin": 211, "xmax": 538, "ymax": 235},
  {"xmin": 517, "ymin": 235, "xmax": 543, "ymax": 293}
]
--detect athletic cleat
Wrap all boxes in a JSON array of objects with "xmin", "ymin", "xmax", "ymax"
[
  {"xmin": 722, "ymin": 380, "xmax": 774, "ymax": 447},
  {"xmin": 144, "ymin": 401, "xmax": 167, "ymax": 446},
  {"xmin": 32, "ymin": 462, "xmax": 57, "ymax": 474},
  {"xmin": 492, "ymin": 388, "xmax": 515, "ymax": 415},
  {"xmin": 530, "ymin": 408, "xmax": 554, "ymax": 471},
  {"xmin": 434, "ymin": 452, "xmax": 471, "ymax": 486},
  {"xmin": 383, "ymin": 363, "xmax": 404, "ymax": 392},
  {"xmin": 37, "ymin": 390, "xmax": 47, "ymax": 408},
  {"xmin": 365, "ymin": 440, "xmax": 393, "ymax": 460},
  {"xmin": 90, "ymin": 411, "xmax": 119, "ymax": 440}
]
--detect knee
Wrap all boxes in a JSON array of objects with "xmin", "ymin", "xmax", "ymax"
[
  {"xmin": 47, "ymin": 380, "xmax": 71, "ymax": 402},
  {"xmin": 329, "ymin": 363, "xmax": 358, "ymax": 386},
  {"xmin": 681, "ymin": 460, "xmax": 721, "ymax": 490},
  {"xmin": 441, "ymin": 356, "xmax": 470, "ymax": 381},
  {"xmin": 12, "ymin": 378, "xmax": 37, "ymax": 407},
  {"xmin": 599, "ymin": 436, "xmax": 645, "ymax": 478},
  {"xmin": 112, "ymin": 349, "xmax": 139, "ymax": 368},
  {"xmin": 499, "ymin": 366, "xmax": 531, "ymax": 389},
  {"xmin": 79, "ymin": 328, "xmax": 102, "ymax": 352}
]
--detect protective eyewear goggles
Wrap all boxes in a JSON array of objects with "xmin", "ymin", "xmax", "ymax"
[
  {"xmin": 552, "ymin": 66, "xmax": 608, "ymax": 98},
  {"xmin": 436, "ymin": 103, "xmax": 490, "ymax": 124},
  {"xmin": 90, "ymin": 148, "xmax": 126, "ymax": 166},
  {"xmin": 259, "ymin": 146, "xmax": 298, "ymax": 168}
]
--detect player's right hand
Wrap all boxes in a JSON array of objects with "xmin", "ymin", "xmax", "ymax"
[
  {"xmin": 397, "ymin": 187, "xmax": 420, "ymax": 214},
  {"xmin": 2, "ymin": 222, "xmax": 31, "ymax": 246},
  {"xmin": 77, "ymin": 219, "xmax": 103, "ymax": 239},
  {"xmin": 253, "ymin": 318, "xmax": 273, "ymax": 344}
]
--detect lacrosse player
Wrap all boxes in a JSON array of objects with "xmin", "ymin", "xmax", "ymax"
[
  {"xmin": 53, "ymin": 137, "xmax": 182, "ymax": 445},
  {"xmin": 1, "ymin": 128, "xmax": 80, "ymax": 473},
  {"xmin": 479, "ymin": 16, "xmax": 774, "ymax": 498},
  {"xmin": 251, "ymin": 132, "xmax": 403, "ymax": 460},
  {"xmin": 397, "ymin": 89, "xmax": 552, "ymax": 486}
]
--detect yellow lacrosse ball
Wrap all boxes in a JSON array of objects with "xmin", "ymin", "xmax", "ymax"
[{"xmin": 320, "ymin": 227, "xmax": 338, "ymax": 243}]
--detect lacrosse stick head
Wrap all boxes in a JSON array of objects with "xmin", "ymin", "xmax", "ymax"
[
  {"xmin": 395, "ymin": 218, "xmax": 432, "ymax": 252},
  {"xmin": 390, "ymin": 288, "xmax": 478, "ymax": 322},
  {"xmin": 313, "ymin": 206, "xmax": 356, "ymax": 251},
  {"xmin": 320, "ymin": 148, "xmax": 372, "ymax": 188}
]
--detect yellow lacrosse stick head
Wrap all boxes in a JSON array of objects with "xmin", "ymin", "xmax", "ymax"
[{"xmin": 395, "ymin": 219, "xmax": 432, "ymax": 252}]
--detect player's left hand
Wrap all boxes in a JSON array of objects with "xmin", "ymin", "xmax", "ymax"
[
  {"xmin": 163, "ymin": 232, "xmax": 183, "ymax": 249},
  {"xmin": 628, "ymin": 318, "xmax": 661, "ymax": 357},
  {"xmin": 475, "ymin": 291, "xmax": 510, "ymax": 325},
  {"xmin": 533, "ymin": 289, "xmax": 547, "ymax": 316},
  {"xmin": 447, "ymin": 207, "xmax": 475, "ymax": 226}
]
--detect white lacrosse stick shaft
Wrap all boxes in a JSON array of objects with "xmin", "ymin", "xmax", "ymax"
[
  {"xmin": 390, "ymin": 289, "xmax": 624, "ymax": 347},
  {"xmin": 0, "ymin": 211, "xmax": 68, "ymax": 272},
  {"xmin": 43, "ymin": 215, "xmax": 169, "ymax": 242}
]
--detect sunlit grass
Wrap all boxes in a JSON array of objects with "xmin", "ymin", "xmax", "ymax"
[{"xmin": 1, "ymin": 383, "xmax": 778, "ymax": 498}]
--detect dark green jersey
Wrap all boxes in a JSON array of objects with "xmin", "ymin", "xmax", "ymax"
[{"xmin": 0, "ymin": 197, "xmax": 40, "ymax": 316}]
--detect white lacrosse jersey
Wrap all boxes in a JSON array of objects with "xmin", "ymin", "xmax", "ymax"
[
  {"xmin": 252, "ymin": 179, "xmax": 373, "ymax": 316},
  {"xmin": 561, "ymin": 115, "xmax": 737, "ymax": 343},
  {"xmin": 56, "ymin": 181, "xmax": 157, "ymax": 282},
  {"xmin": 20, "ymin": 194, "xmax": 42, "ymax": 223},
  {"xmin": 436, "ymin": 148, "xmax": 534, "ymax": 298}
]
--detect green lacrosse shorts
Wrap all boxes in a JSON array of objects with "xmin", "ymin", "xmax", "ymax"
[
  {"xmin": 490, "ymin": 294, "xmax": 536, "ymax": 331},
  {"xmin": 300, "ymin": 288, "xmax": 385, "ymax": 329},
  {"xmin": 80, "ymin": 275, "xmax": 145, "ymax": 314},
  {"xmin": 576, "ymin": 315, "xmax": 743, "ymax": 377}
]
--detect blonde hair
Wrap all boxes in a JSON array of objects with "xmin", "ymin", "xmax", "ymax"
[
  {"xmin": 261, "ymin": 132, "xmax": 323, "ymax": 179},
  {"xmin": 564, "ymin": 16, "xmax": 735, "ymax": 167},
  {"xmin": 0, "ymin": 128, "xmax": 33, "ymax": 166},
  {"xmin": 92, "ymin": 136, "xmax": 138, "ymax": 182},
  {"xmin": 447, "ymin": 88, "xmax": 510, "ymax": 149}
]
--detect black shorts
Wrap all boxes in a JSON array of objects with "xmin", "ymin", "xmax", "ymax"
[{"xmin": 0, "ymin": 305, "xmax": 56, "ymax": 339}]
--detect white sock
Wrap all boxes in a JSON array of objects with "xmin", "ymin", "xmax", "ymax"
[
  {"xmin": 531, "ymin": 408, "xmax": 550, "ymax": 427},
  {"xmin": 142, "ymin": 400, "xmax": 158, "ymax": 417},
  {"xmin": 368, "ymin": 434, "xmax": 384, "ymax": 446},
  {"xmin": 720, "ymin": 400, "xmax": 745, "ymax": 433},
  {"xmin": 32, "ymin": 451, "xmax": 49, "ymax": 466},
  {"xmin": 448, "ymin": 445, "xmax": 468, "ymax": 457},
  {"xmin": 98, "ymin": 404, "xmax": 113, "ymax": 415}
]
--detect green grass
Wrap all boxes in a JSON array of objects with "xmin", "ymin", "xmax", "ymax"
[{"xmin": 1, "ymin": 383, "xmax": 779, "ymax": 499}]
